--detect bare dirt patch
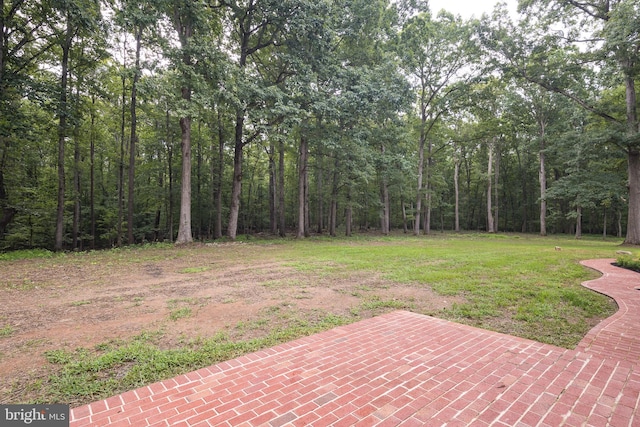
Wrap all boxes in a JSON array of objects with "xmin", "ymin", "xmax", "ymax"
[{"xmin": 0, "ymin": 243, "xmax": 457, "ymax": 404}]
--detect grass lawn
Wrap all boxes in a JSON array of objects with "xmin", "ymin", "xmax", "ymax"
[{"xmin": 0, "ymin": 232, "xmax": 624, "ymax": 405}]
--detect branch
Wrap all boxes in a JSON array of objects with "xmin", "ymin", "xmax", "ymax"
[
  {"xmin": 521, "ymin": 71, "xmax": 621, "ymax": 125},
  {"xmin": 563, "ymin": 0, "xmax": 608, "ymax": 21}
]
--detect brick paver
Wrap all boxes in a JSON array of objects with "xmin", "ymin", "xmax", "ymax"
[{"xmin": 71, "ymin": 260, "xmax": 640, "ymax": 426}]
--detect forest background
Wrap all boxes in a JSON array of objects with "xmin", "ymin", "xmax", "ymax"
[{"xmin": 0, "ymin": 0, "xmax": 638, "ymax": 251}]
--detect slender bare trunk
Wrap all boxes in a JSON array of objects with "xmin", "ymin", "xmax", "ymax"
[
  {"xmin": 117, "ymin": 75, "xmax": 126, "ymax": 247},
  {"xmin": 494, "ymin": 142, "xmax": 500, "ymax": 232},
  {"xmin": 575, "ymin": 205, "xmax": 582, "ymax": 239},
  {"xmin": 454, "ymin": 156, "xmax": 460, "ymax": 232},
  {"xmin": 415, "ymin": 134, "xmax": 425, "ymax": 236},
  {"xmin": 316, "ymin": 149, "xmax": 324, "ymax": 234},
  {"xmin": 175, "ymin": 111, "xmax": 193, "ymax": 244},
  {"xmin": 487, "ymin": 142, "xmax": 494, "ymax": 233},
  {"xmin": 425, "ymin": 140, "xmax": 433, "ymax": 235},
  {"xmin": 539, "ymin": 122, "xmax": 547, "ymax": 236},
  {"xmin": 269, "ymin": 141, "xmax": 277, "ymax": 234},
  {"xmin": 329, "ymin": 157, "xmax": 338, "ymax": 237},
  {"xmin": 128, "ymin": 27, "xmax": 141, "ymax": 245},
  {"xmin": 278, "ymin": 139, "xmax": 286, "ymax": 237},
  {"xmin": 228, "ymin": 133, "xmax": 243, "ymax": 240},
  {"xmin": 72, "ymin": 79, "xmax": 81, "ymax": 250},
  {"xmin": 214, "ymin": 110, "xmax": 224, "ymax": 239},
  {"xmin": 166, "ymin": 111, "xmax": 174, "ymax": 240},
  {"xmin": 55, "ymin": 18, "xmax": 73, "ymax": 251},
  {"xmin": 402, "ymin": 201, "xmax": 408, "ymax": 233},
  {"xmin": 345, "ymin": 188, "xmax": 352, "ymax": 237},
  {"xmin": 380, "ymin": 179, "xmax": 390, "ymax": 235},
  {"xmin": 90, "ymin": 96, "xmax": 95, "ymax": 249},
  {"xmin": 297, "ymin": 134, "xmax": 308, "ymax": 238}
]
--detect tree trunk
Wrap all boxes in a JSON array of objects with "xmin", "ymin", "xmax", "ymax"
[
  {"xmin": 214, "ymin": 109, "xmax": 224, "ymax": 239},
  {"xmin": 539, "ymin": 127, "xmax": 547, "ymax": 236},
  {"xmin": 380, "ymin": 178, "xmax": 390, "ymax": 235},
  {"xmin": 174, "ymin": 13, "xmax": 194, "ymax": 244},
  {"xmin": 378, "ymin": 143, "xmax": 389, "ymax": 235},
  {"xmin": 487, "ymin": 142, "xmax": 494, "ymax": 233},
  {"xmin": 316, "ymin": 148, "xmax": 324, "ymax": 234},
  {"xmin": 228, "ymin": 130, "xmax": 243, "ymax": 240},
  {"xmin": 345, "ymin": 187, "xmax": 352, "ymax": 237},
  {"xmin": 128, "ymin": 27, "xmax": 141, "ymax": 245},
  {"xmin": 297, "ymin": 134, "xmax": 308, "ymax": 238},
  {"xmin": 117, "ymin": 74, "xmax": 126, "ymax": 247},
  {"xmin": 90, "ymin": 96, "xmax": 96, "ymax": 249},
  {"xmin": 454, "ymin": 156, "xmax": 460, "ymax": 232},
  {"xmin": 305, "ymin": 167, "xmax": 310, "ymax": 237},
  {"xmin": 175, "ymin": 112, "xmax": 193, "ymax": 244},
  {"xmin": 414, "ymin": 134, "xmax": 425, "ymax": 236},
  {"xmin": 402, "ymin": 200, "xmax": 408, "ymax": 233},
  {"xmin": 196, "ymin": 121, "xmax": 203, "ymax": 240},
  {"xmin": 329, "ymin": 157, "xmax": 339, "ymax": 237},
  {"xmin": 618, "ymin": 209, "xmax": 623, "ymax": 238},
  {"xmin": 55, "ymin": 18, "xmax": 73, "ymax": 252},
  {"xmin": 269, "ymin": 140, "xmax": 277, "ymax": 234},
  {"xmin": 624, "ymin": 72, "xmax": 640, "ymax": 244},
  {"xmin": 575, "ymin": 205, "xmax": 582, "ymax": 239},
  {"xmin": 166, "ymin": 111, "xmax": 174, "ymax": 241},
  {"xmin": 425, "ymin": 140, "xmax": 433, "ymax": 235},
  {"xmin": 72, "ymin": 78, "xmax": 81, "ymax": 250},
  {"xmin": 494, "ymin": 142, "xmax": 500, "ymax": 232},
  {"xmin": 626, "ymin": 150, "xmax": 640, "ymax": 244},
  {"xmin": 278, "ymin": 139, "xmax": 286, "ymax": 237}
]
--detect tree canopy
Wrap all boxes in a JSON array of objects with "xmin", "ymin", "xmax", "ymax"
[{"xmin": 0, "ymin": 0, "xmax": 637, "ymax": 250}]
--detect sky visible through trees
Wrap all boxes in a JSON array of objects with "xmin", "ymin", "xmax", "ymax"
[{"xmin": 0, "ymin": 0, "xmax": 638, "ymax": 250}]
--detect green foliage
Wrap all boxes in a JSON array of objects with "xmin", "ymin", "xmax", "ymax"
[
  {"xmin": 0, "ymin": 249, "xmax": 55, "ymax": 261},
  {"xmin": 615, "ymin": 254, "xmax": 640, "ymax": 272},
  {"xmin": 0, "ymin": 0, "xmax": 637, "ymax": 249}
]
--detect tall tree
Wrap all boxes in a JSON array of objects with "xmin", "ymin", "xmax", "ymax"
[
  {"xmin": 52, "ymin": 0, "xmax": 102, "ymax": 251},
  {"xmin": 220, "ymin": 0, "xmax": 290, "ymax": 240},
  {"xmin": 511, "ymin": 0, "xmax": 640, "ymax": 244},
  {"xmin": 158, "ymin": 0, "xmax": 219, "ymax": 244},
  {"xmin": 398, "ymin": 10, "xmax": 477, "ymax": 235},
  {"xmin": 0, "ymin": 0, "xmax": 58, "ymax": 238},
  {"xmin": 116, "ymin": 0, "xmax": 157, "ymax": 244}
]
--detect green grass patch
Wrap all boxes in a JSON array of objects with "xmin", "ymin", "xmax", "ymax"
[
  {"xmin": 0, "ymin": 249, "xmax": 55, "ymax": 261},
  {"xmin": 70, "ymin": 300, "xmax": 91, "ymax": 307},
  {"xmin": 40, "ymin": 313, "xmax": 351, "ymax": 405},
  {"xmin": 276, "ymin": 233, "xmax": 620, "ymax": 346},
  {"xmin": 178, "ymin": 266, "xmax": 210, "ymax": 274},
  {"xmin": 169, "ymin": 307, "xmax": 192, "ymax": 321},
  {"xmin": 0, "ymin": 325, "xmax": 14, "ymax": 337}
]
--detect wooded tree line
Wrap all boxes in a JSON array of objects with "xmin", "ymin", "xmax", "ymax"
[{"xmin": 0, "ymin": 0, "xmax": 638, "ymax": 250}]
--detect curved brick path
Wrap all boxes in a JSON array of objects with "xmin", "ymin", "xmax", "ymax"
[{"xmin": 71, "ymin": 260, "xmax": 640, "ymax": 426}]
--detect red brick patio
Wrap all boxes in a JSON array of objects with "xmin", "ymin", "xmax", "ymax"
[{"xmin": 70, "ymin": 259, "xmax": 640, "ymax": 426}]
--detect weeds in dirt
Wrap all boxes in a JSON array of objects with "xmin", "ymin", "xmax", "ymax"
[
  {"xmin": 178, "ymin": 266, "xmax": 210, "ymax": 274},
  {"xmin": 169, "ymin": 307, "xmax": 192, "ymax": 321},
  {"xmin": 39, "ymin": 313, "xmax": 351, "ymax": 406},
  {"xmin": 70, "ymin": 300, "xmax": 91, "ymax": 307},
  {"xmin": 0, "ymin": 325, "xmax": 14, "ymax": 337}
]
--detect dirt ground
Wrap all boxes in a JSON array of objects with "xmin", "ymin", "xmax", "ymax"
[{"xmin": 0, "ymin": 243, "xmax": 456, "ymax": 404}]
